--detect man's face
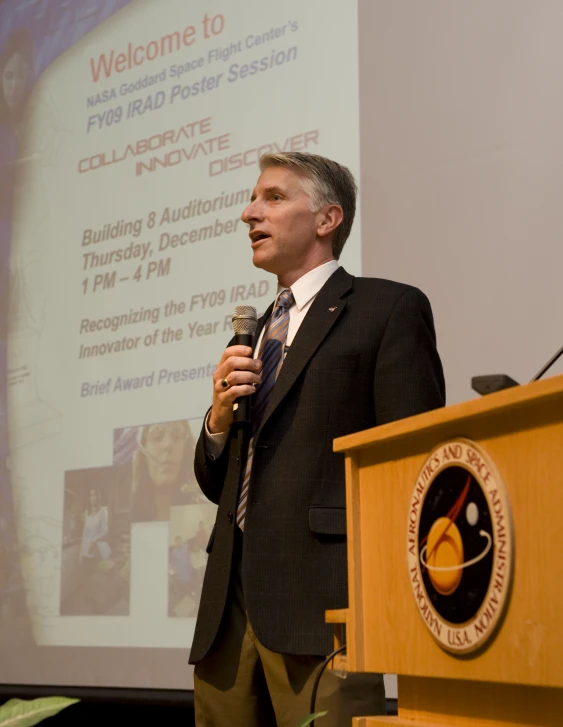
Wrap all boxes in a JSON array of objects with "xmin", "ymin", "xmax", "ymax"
[
  {"xmin": 144, "ymin": 422, "xmax": 185, "ymax": 487},
  {"xmin": 241, "ymin": 166, "xmax": 322, "ymax": 279},
  {"xmin": 2, "ymin": 51, "xmax": 31, "ymax": 113}
]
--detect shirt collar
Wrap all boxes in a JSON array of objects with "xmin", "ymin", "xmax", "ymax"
[{"xmin": 276, "ymin": 260, "xmax": 340, "ymax": 311}]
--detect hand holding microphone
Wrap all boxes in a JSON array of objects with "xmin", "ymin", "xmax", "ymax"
[{"xmin": 208, "ymin": 306, "xmax": 259, "ymax": 433}]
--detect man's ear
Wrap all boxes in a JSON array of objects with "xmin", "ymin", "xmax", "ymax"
[{"xmin": 317, "ymin": 204, "xmax": 344, "ymax": 239}]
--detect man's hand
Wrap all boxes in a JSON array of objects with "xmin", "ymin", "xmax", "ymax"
[{"xmin": 208, "ymin": 345, "xmax": 262, "ymax": 433}]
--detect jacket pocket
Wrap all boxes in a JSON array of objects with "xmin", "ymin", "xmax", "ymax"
[
  {"xmin": 308, "ymin": 506, "xmax": 347, "ymax": 536},
  {"xmin": 205, "ymin": 524, "xmax": 217, "ymax": 554}
]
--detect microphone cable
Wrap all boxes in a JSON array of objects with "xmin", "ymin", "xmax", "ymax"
[{"xmin": 309, "ymin": 644, "xmax": 346, "ymax": 725}]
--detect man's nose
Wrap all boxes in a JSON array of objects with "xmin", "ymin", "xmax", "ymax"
[
  {"xmin": 241, "ymin": 199, "xmax": 262, "ymax": 224},
  {"xmin": 161, "ymin": 433, "xmax": 175, "ymax": 449}
]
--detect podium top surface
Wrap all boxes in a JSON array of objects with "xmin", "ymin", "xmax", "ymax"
[{"xmin": 334, "ymin": 373, "xmax": 563, "ymax": 454}]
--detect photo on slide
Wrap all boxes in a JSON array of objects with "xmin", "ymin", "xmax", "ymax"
[
  {"xmin": 112, "ymin": 417, "xmax": 207, "ymax": 523},
  {"xmin": 168, "ymin": 504, "xmax": 216, "ymax": 618},
  {"xmin": 59, "ymin": 465, "xmax": 131, "ymax": 616}
]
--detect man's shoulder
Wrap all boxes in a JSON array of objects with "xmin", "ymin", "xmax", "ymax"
[{"xmin": 349, "ymin": 273, "xmax": 425, "ymax": 301}]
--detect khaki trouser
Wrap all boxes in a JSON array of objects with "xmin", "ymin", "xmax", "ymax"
[{"xmin": 194, "ymin": 529, "xmax": 386, "ymax": 727}]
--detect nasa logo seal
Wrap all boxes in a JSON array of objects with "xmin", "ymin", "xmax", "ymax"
[{"xmin": 407, "ymin": 438, "xmax": 513, "ymax": 654}]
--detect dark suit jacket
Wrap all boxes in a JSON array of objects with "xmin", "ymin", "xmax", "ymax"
[{"xmin": 189, "ymin": 267, "xmax": 445, "ymax": 664}]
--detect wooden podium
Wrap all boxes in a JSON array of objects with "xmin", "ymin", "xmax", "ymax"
[{"xmin": 326, "ymin": 373, "xmax": 563, "ymax": 727}]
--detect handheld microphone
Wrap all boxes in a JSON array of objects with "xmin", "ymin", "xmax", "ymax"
[{"xmin": 231, "ymin": 305, "xmax": 258, "ymax": 423}]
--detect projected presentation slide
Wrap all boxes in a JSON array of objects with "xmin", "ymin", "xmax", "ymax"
[{"xmin": 0, "ymin": 0, "xmax": 360, "ymax": 688}]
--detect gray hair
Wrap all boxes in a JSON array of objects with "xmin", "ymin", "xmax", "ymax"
[{"xmin": 258, "ymin": 152, "xmax": 357, "ymax": 259}]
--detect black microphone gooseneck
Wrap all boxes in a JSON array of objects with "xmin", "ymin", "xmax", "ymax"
[
  {"xmin": 530, "ymin": 343, "xmax": 563, "ymax": 382},
  {"xmin": 231, "ymin": 305, "xmax": 258, "ymax": 424}
]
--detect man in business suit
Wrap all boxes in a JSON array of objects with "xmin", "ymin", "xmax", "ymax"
[{"xmin": 190, "ymin": 152, "xmax": 445, "ymax": 726}]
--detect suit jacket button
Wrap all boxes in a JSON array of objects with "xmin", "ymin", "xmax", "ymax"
[{"xmin": 227, "ymin": 511, "xmax": 233, "ymax": 523}]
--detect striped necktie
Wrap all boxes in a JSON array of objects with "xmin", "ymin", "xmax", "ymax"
[{"xmin": 236, "ymin": 288, "xmax": 294, "ymax": 530}]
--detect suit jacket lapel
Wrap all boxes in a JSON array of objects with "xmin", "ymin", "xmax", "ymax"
[{"xmin": 254, "ymin": 267, "xmax": 354, "ymax": 440}]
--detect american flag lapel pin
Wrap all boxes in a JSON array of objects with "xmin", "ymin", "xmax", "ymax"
[{"xmin": 328, "ymin": 306, "xmax": 338, "ymax": 313}]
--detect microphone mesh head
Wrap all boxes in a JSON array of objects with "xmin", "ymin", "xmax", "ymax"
[{"xmin": 232, "ymin": 305, "xmax": 258, "ymax": 335}]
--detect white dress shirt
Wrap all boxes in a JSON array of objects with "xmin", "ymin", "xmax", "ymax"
[{"xmin": 205, "ymin": 259, "xmax": 340, "ymax": 457}]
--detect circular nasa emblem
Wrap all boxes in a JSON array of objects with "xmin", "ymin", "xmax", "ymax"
[{"xmin": 407, "ymin": 439, "xmax": 513, "ymax": 654}]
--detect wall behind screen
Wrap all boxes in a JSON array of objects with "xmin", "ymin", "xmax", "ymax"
[{"xmin": 359, "ymin": 0, "xmax": 563, "ymax": 404}]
